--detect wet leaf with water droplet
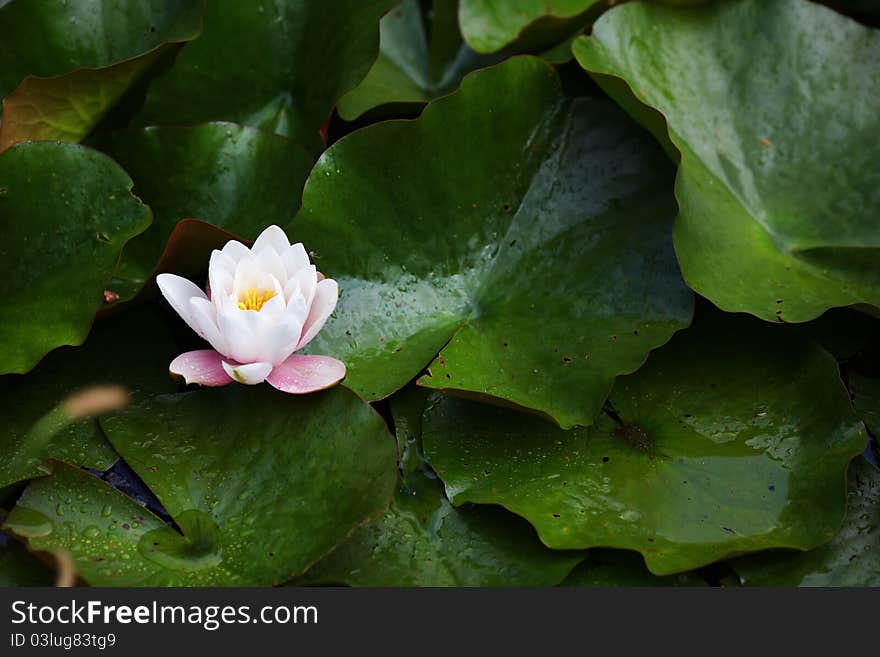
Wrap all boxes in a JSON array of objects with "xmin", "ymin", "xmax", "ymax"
[
  {"xmin": 297, "ymin": 57, "xmax": 693, "ymax": 428},
  {"xmin": 731, "ymin": 458, "xmax": 880, "ymax": 586},
  {"xmin": 422, "ymin": 312, "xmax": 866, "ymax": 574},
  {"xmin": 0, "ymin": 142, "xmax": 151, "ymax": 375},
  {"xmin": 298, "ymin": 387, "xmax": 584, "ymax": 586},
  {"xmin": 573, "ymin": 0, "xmax": 880, "ymax": 321},
  {"xmin": 90, "ymin": 123, "xmax": 314, "ymax": 300},
  {"xmin": 4, "ymin": 386, "xmax": 396, "ymax": 585}
]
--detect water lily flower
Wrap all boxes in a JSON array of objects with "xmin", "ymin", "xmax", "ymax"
[{"xmin": 157, "ymin": 225, "xmax": 345, "ymax": 393}]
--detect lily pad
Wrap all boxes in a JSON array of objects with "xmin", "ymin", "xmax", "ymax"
[
  {"xmin": 731, "ymin": 458, "xmax": 880, "ymax": 586},
  {"xmin": 0, "ymin": 305, "xmax": 181, "ymax": 488},
  {"xmin": 458, "ymin": 0, "xmax": 604, "ymax": 54},
  {"xmin": 0, "ymin": 0, "xmax": 203, "ymax": 116},
  {"xmin": 5, "ymin": 386, "xmax": 397, "ymax": 586},
  {"xmin": 573, "ymin": 0, "xmax": 880, "ymax": 322},
  {"xmin": 0, "ymin": 5, "xmax": 201, "ymax": 151},
  {"xmin": 561, "ymin": 550, "xmax": 705, "ymax": 587},
  {"xmin": 299, "ymin": 387, "xmax": 584, "ymax": 586},
  {"xmin": 422, "ymin": 313, "xmax": 866, "ymax": 574},
  {"xmin": 300, "ymin": 469, "xmax": 585, "ymax": 586},
  {"xmin": 295, "ymin": 56, "xmax": 693, "ymax": 428},
  {"xmin": 136, "ymin": 0, "xmax": 393, "ymax": 146},
  {"xmin": 0, "ymin": 141, "xmax": 152, "ymax": 374},
  {"xmin": 91, "ymin": 123, "xmax": 314, "ymax": 295},
  {"xmin": 338, "ymin": 0, "xmax": 502, "ymax": 120}
]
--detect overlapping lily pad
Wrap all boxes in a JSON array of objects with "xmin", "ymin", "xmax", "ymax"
[
  {"xmin": 92, "ymin": 123, "xmax": 313, "ymax": 296},
  {"xmin": 4, "ymin": 386, "xmax": 397, "ymax": 586},
  {"xmin": 0, "ymin": 0, "xmax": 202, "ymax": 114},
  {"xmin": 296, "ymin": 56, "xmax": 693, "ymax": 427},
  {"xmin": 338, "ymin": 0, "xmax": 502, "ymax": 120},
  {"xmin": 561, "ymin": 550, "xmax": 705, "ymax": 587},
  {"xmin": 458, "ymin": 0, "xmax": 603, "ymax": 54},
  {"xmin": 731, "ymin": 458, "xmax": 880, "ymax": 586},
  {"xmin": 0, "ymin": 305, "xmax": 180, "ymax": 488},
  {"xmin": 0, "ymin": 3, "xmax": 201, "ymax": 151},
  {"xmin": 573, "ymin": 0, "xmax": 880, "ymax": 322},
  {"xmin": 136, "ymin": 0, "xmax": 393, "ymax": 146},
  {"xmin": 300, "ymin": 386, "xmax": 584, "ymax": 586},
  {"xmin": 422, "ymin": 314, "xmax": 866, "ymax": 574},
  {"xmin": 0, "ymin": 536, "xmax": 54, "ymax": 587},
  {"xmin": 0, "ymin": 142, "xmax": 152, "ymax": 374}
]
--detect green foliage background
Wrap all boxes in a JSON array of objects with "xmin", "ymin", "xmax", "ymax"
[{"xmin": 0, "ymin": 0, "xmax": 878, "ymax": 587}]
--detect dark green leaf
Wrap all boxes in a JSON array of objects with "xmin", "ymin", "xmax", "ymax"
[
  {"xmin": 0, "ymin": 0, "xmax": 203, "ymax": 117},
  {"xmin": 0, "ymin": 537, "xmax": 54, "ymax": 587},
  {"xmin": 5, "ymin": 386, "xmax": 397, "ymax": 586},
  {"xmin": 422, "ymin": 314, "xmax": 866, "ymax": 574},
  {"xmin": 851, "ymin": 373, "xmax": 880, "ymax": 438},
  {"xmin": 0, "ymin": 142, "xmax": 151, "ymax": 374},
  {"xmin": 299, "ymin": 386, "xmax": 584, "ymax": 586},
  {"xmin": 296, "ymin": 57, "xmax": 693, "ymax": 427},
  {"xmin": 136, "ymin": 0, "xmax": 393, "ymax": 146},
  {"xmin": 731, "ymin": 458, "xmax": 880, "ymax": 586},
  {"xmin": 0, "ymin": 2, "xmax": 201, "ymax": 150},
  {"xmin": 561, "ymin": 550, "xmax": 705, "ymax": 587},
  {"xmin": 0, "ymin": 305, "xmax": 180, "ymax": 488},
  {"xmin": 573, "ymin": 0, "xmax": 880, "ymax": 322},
  {"xmin": 91, "ymin": 123, "xmax": 313, "ymax": 295},
  {"xmin": 338, "ymin": 0, "xmax": 502, "ymax": 120}
]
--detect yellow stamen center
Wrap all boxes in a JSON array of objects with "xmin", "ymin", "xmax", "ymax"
[{"xmin": 237, "ymin": 287, "xmax": 276, "ymax": 312}]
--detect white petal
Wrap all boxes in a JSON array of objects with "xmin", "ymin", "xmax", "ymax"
[
  {"xmin": 253, "ymin": 245, "xmax": 288, "ymax": 286},
  {"xmin": 190, "ymin": 297, "xmax": 229, "ymax": 356},
  {"xmin": 232, "ymin": 257, "xmax": 277, "ymax": 299},
  {"xmin": 220, "ymin": 239, "xmax": 251, "ymax": 263},
  {"xmin": 257, "ymin": 289, "xmax": 287, "ymax": 322},
  {"xmin": 208, "ymin": 250, "xmax": 236, "ymax": 298},
  {"xmin": 284, "ymin": 265, "xmax": 317, "ymax": 307},
  {"xmin": 157, "ymin": 273, "xmax": 207, "ymax": 335},
  {"xmin": 252, "ymin": 225, "xmax": 290, "ymax": 255},
  {"xmin": 297, "ymin": 278, "xmax": 339, "ymax": 350},
  {"xmin": 259, "ymin": 316, "xmax": 305, "ymax": 365},
  {"xmin": 221, "ymin": 360, "xmax": 273, "ymax": 385},
  {"xmin": 282, "ymin": 242, "xmax": 310, "ymax": 277},
  {"xmin": 217, "ymin": 307, "xmax": 262, "ymax": 363}
]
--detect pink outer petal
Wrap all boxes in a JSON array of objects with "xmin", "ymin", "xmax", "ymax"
[
  {"xmin": 169, "ymin": 350, "xmax": 234, "ymax": 387},
  {"xmin": 266, "ymin": 354, "xmax": 346, "ymax": 394}
]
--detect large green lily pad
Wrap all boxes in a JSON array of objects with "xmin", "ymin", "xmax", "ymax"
[
  {"xmin": 338, "ymin": 0, "xmax": 501, "ymax": 120},
  {"xmin": 0, "ymin": 141, "xmax": 152, "ymax": 374},
  {"xmin": 4, "ymin": 386, "xmax": 397, "ymax": 586},
  {"xmin": 0, "ymin": 305, "xmax": 181, "ymax": 488},
  {"xmin": 731, "ymin": 458, "xmax": 880, "ymax": 586},
  {"xmin": 299, "ymin": 386, "xmax": 584, "ymax": 586},
  {"xmin": 573, "ymin": 0, "xmax": 880, "ymax": 322},
  {"xmin": 295, "ymin": 56, "xmax": 693, "ymax": 428},
  {"xmin": 458, "ymin": 0, "xmax": 603, "ymax": 54},
  {"xmin": 422, "ymin": 314, "xmax": 866, "ymax": 574},
  {"xmin": 0, "ymin": 0, "xmax": 202, "ymax": 116},
  {"xmin": 136, "ymin": 0, "xmax": 393, "ymax": 145},
  {"xmin": 92, "ymin": 123, "xmax": 313, "ymax": 295}
]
